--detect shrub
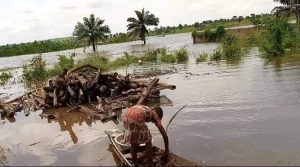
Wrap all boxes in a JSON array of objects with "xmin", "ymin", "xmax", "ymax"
[
  {"xmin": 76, "ymin": 53, "xmax": 109, "ymax": 71},
  {"xmin": 174, "ymin": 48, "xmax": 189, "ymax": 63},
  {"xmin": 196, "ymin": 53, "xmax": 208, "ymax": 63},
  {"xmin": 210, "ymin": 50, "xmax": 222, "ymax": 61},
  {"xmin": 23, "ymin": 55, "xmax": 48, "ymax": 82},
  {"xmin": 141, "ymin": 50, "xmax": 159, "ymax": 62},
  {"xmin": 0, "ymin": 72, "xmax": 12, "ymax": 85},
  {"xmin": 160, "ymin": 48, "xmax": 176, "ymax": 63},
  {"xmin": 221, "ymin": 35, "xmax": 243, "ymax": 58},
  {"xmin": 47, "ymin": 54, "xmax": 75, "ymax": 77},
  {"xmin": 110, "ymin": 53, "xmax": 139, "ymax": 68},
  {"xmin": 260, "ymin": 18, "xmax": 296, "ymax": 57}
]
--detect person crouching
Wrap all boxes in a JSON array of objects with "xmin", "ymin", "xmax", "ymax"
[{"xmin": 123, "ymin": 105, "xmax": 169, "ymax": 166}]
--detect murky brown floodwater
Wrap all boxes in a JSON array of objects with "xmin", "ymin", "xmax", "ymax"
[{"xmin": 1, "ymin": 33, "xmax": 300, "ymax": 165}]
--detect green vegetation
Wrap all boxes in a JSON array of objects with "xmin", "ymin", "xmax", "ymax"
[
  {"xmin": 73, "ymin": 14, "xmax": 111, "ymax": 52},
  {"xmin": 210, "ymin": 50, "xmax": 223, "ymax": 61},
  {"xmin": 23, "ymin": 55, "xmax": 48, "ymax": 82},
  {"xmin": 150, "ymin": 13, "xmax": 270, "ymax": 36},
  {"xmin": 272, "ymin": 0, "xmax": 300, "ymax": 28},
  {"xmin": 22, "ymin": 48, "xmax": 190, "ymax": 82},
  {"xmin": 192, "ymin": 26, "xmax": 226, "ymax": 43},
  {"xmin": 221, "ymin": 35, "xmax": 243, "ymax": 59},
  {"xmin": 260, "ymin": 18, "xmax": 297, "ymax": 56},
  {"xmin": 174, "ymin": 48, "xmax": 189, "ymax": 63},
  {"xmin": 0, "ymin": 72, "xmax": 12, "ymax": 85},
  {"xmin": 196, "ymin": 53, "xmax": 208, "ymax": 63},
  {"xmin": 195, "ymin": 35, "xmax": 245, "ymax": 62},
  {"xmin": 160, "ymin": 48, "xmax": 176, "ymax": 63},
  {"xmin": 127, "ymin": 8, "xmax": 159, "ymax": 44},
  {"xmin": 0, "ymin": 38, "xmax": 78, "ymax": 57},
  {"xmin": 47, "ymin": 54, "xmax": 75, "ymax": 76},
  {"xmin": 107, "ymin": 33, "xmax": 129, "ymax": 44}
]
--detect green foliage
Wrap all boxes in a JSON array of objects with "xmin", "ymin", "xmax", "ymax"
[
  {"xmin": 23, "ymin": 55, "xmax": 48, "ymax": 82},
  {"xmin": 0, "ymin": 72, "xmax": 12, "ymax": 85},
  {"xmin": 210, "ymin": 50, "xmax": 222, "ymax": 61},
  {"xmin": 160, "ymin": 48, "xmax": 176, "ymax": 63},
  {"xmin": 194, "ymin": 22, "xmax": 200, "ymax": 28},
  {"xmin": 197, "ymin": 35, "xmax": 244, "ymax": 63},
  {"xmin": 215, "ymin": 26, "xmax": 226, "ymax": 41},
  {"xmin": 260, "ymin": 18, "xmax": 296, "ymax": 57},
  {"xmin": 110, "ymin": 53, "xmax": 139, "ymax": 68},
  {"xmin": 21, "ymin": 47, "xmax": 190, "ymax": 82},
  {"xmin": 108, "ymin": 33, "xmax": 129, "ymax": 44},
  {"xmin": 0, "ymin": 38, "xmax": 78, "ymax": 57},
  {"xmin": 141, "ymin": 50, "xmax": 159, "ymax": 62},
  {"xmin": 47, "ymin": 54, "xmax": 75, "ymax": 77},
  {"xmin": 192, "ymin": 26, "xmax": 226, "ymax": 43},
  {"xmin": 73, "ymin": 14, "xmax": 111, "ymax": 52},
  {"xmin": 174, "ymin": 48, "xmax": 189, "ymax": 63},
  {"xmin": 127, "ymin": 8, "xmax": 159, "ymax": 44},
  {"xmin": 76, "ymin": 54, "xmax": 110, "ymax": 71},
  {"xmin": 221, "ymin": 35, "xmax": 243, "ymax": 58},
  {"xmin": 196, "ymin": 53, "xmax": 208, "ymax": 63}
]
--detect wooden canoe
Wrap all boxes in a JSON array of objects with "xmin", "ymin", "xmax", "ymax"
[{"xmin": 105, "ymin": 129, "xmax": 199, "ymax": 167}]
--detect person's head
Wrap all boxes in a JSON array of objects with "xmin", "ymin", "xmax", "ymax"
[{"xmin": 153, "ymin": 106, "xmax": 163, "ymax": 120}]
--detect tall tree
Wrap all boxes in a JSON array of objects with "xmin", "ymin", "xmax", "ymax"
[
  {"xmin": 127, "ymin": 8, "xmax": 159, "ymax": 45},
  {"xmin": 73, "ymin": 14, "xmax": 111, "ymax": 52},
  {"xmin": 272, "ymin": 0, "xmax": 300, "ymax": 25}
]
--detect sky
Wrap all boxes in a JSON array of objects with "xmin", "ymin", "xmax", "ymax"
[{"xmin": 0, "ymin": 0, "xmax": 279, "ymax": 45}]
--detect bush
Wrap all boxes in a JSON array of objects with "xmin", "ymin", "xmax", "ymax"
[
  {"xmin": 0, "ymin": 72, "xmax": 12, "ymax": 85},
  {"xmin": 141, "ymin": 50, "xmax": 159, "ymax": 62},
  {"xmin": 110, "ymin": 53, "xmax": 139, "ymax": 68},
  {"xmin": 260, "ymin": 18, "xmax": 296, "ymax": 57},
  {"xmin": 174, "ymin": 48, "xmax": 189, "ymax": 63},
  {"xmin": 196, "ymin": 53, "xmax": 208, "ymax": 63},
  {"xmin": 23, "ymin": 55, "xmax": 48, "ymax": 82},
  {"xmin": 210, "ymin": 50, "xmax": 222, "ymax": 61},
  {"xmin": 160, "ymin": 48, "xmax": 176, "ymax": 63},
  {"xmin": 221, "ymin": 35, "xmax": 243, "ymax": 58},
  {"xmin": 76, "ymin": 53, "xmax": 109, "ymax": 71},
  {"xmin": 47, "ymin": 54, "xmax": 75, "ymax": 77}
]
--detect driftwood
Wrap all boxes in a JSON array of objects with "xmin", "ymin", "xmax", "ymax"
[{"xmin": 137, "ymin": 78, "xmax": 159, "ymax": 105}]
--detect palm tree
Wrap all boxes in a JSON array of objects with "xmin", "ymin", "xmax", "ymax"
[
  {"xmin": 272, "ymin": 0, "xmax": 300, "ymax": 24},
  {"xmin": 127, "ymin": 8, "xmax": 159, "ymax": 44},
  {"xmin": 73, "ymin": 14, "xmax": 111, "ymax": 52}
]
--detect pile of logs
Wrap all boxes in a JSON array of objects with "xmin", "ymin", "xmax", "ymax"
[{"xmin": 0, "ymin": 65, "xmax": 176, "ymax": 119}]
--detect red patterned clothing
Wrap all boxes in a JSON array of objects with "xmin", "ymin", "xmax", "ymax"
[{"xmin": 123, "ymin": 105, "xmax": 161, "ymax": 145}]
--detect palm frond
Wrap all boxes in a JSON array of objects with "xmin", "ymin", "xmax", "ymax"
[{"xmin": 126, "ymin": 8, "xmax": 159, "ymax": 43}]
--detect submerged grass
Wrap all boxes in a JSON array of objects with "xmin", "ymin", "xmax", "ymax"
[
  {"xmin": 22, "ymin": 48, "xmax": 191, "ymax": 82},
  {"xmin": 196, "ymin": 53, "xmax": 208, "ymax": 63},
  {"xmin": 0, "ymin": 72, "xmax": 12, "ymax": 85},
  {"xmin": 174, "ymin": 48, "xmax": 189, "ymax": 63}
]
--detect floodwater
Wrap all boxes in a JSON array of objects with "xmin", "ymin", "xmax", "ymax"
[{"xmin": 1, "ymin": 33, "xmax": 300, "ymax": 166}]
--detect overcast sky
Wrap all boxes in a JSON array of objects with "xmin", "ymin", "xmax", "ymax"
[{"xmin": 0, "ymin": 0, "xmax": 279, "ymax": 45}]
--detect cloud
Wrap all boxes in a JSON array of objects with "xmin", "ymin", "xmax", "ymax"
[
  {"xmin": 60, "ymin": 6, "xmax": 77, "ymax": 10},
  {"xmin": 0, "ymin": 0, "xmax": 277, "ymax": 45},
  {"xmin": 20, "ymin": 10, "xmax": 34, "ymax": 14}
]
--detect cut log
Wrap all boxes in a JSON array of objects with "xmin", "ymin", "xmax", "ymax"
[
  {"xmin": 0, "ymin": 109, "xmax": 5, "ymax": 117},
  {"xmin": 53, "ymin": 88, "xmax": 58, "ymax": 107},
  {"xmin": 137, "ymin": 78, "xmax": 159, "ymax": 105},
  {"xmin": 24, "ymin": 108, "xmax": 30, "ymax": 117}
]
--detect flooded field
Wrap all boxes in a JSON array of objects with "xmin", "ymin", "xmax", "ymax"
[{"xmin": 1, "ymin": 33, "xmax": 300, "ymax": 165}]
